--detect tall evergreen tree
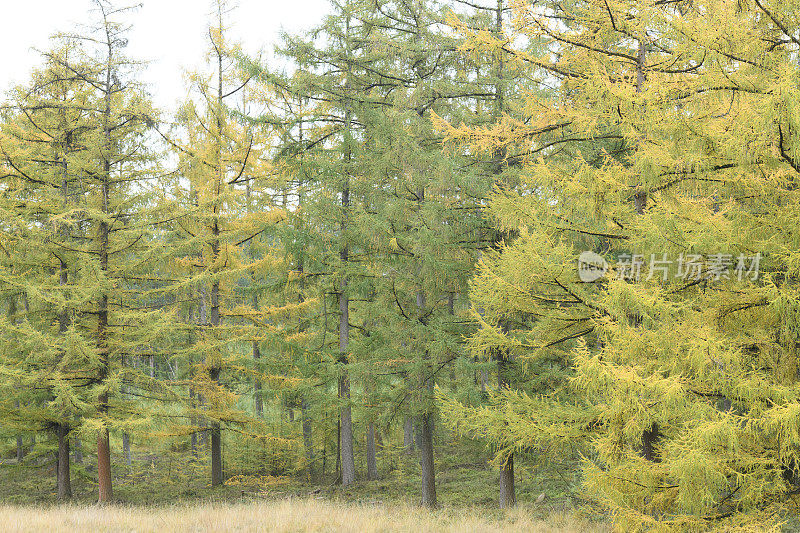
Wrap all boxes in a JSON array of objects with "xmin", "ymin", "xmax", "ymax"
[{"xmin": 440, "ymin": 0, "xmax": 800, "ymax": 527}]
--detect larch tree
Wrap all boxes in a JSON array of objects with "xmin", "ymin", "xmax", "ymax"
[
  {"xmin": 0, "ymin": 0, "xmax": 160, "ymax": 503},
  {"xmin": 257, "ymin": 0, "xmax": 383, "ymax": 486},
  {"xmin": 0, "ymin": 39, "xmax": 97, "ymax": 501},
  {"xmin": 344, "ymin": 0, "xmax": 498, "ymax": 507},
  {"xmin": 439, "ymin": 0, "xmax": 800, "ymax": 528},
  {"xmin": 165, "ymin": 0, "xmax": 286, "ymax": 487}
]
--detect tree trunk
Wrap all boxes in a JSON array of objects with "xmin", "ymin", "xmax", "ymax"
[
  {"xmin": 499, "ymin": 453, "xmax": 515, "ymax": 508},
  {"xmin": 15, "ymin": 398, "xmax": 24, "ymax": 462},
  {"xmin": 209, "ymin": 371, "xmax": 223, "ymax": 486},
  {"xmin": 208, "ymin": 2, "xmax": 225, "ymax": 487},
  {"xmin": 122, "ymin": 433, "xmax": 132, "ymax": 467},
  {"xmin": 97, "ymin": 400, "xmax": 112, "ymax": 503},
  {"xmin": 73, "ymin": 415, "xmax": 83, "ymax": 465},
  {"xmin": 632, "ymin": 38, "xmax": 661, "ymax": 462},
  {"xmin": 253, "ymin": 341, "xmax": 263, "ymax": 417},
  {"xmin": 16, "ymin": 434, "xmax": 24, "ymax": 462},
  {"xmin": 57, "ymin": 423, "xmax": 72, "ymax": 499},
  {"xmin": 96, "ymin": 17, "xmax": 114, "ymax": 503},
  {"xmin": 337, "ymin": 191, "xmax": 355, "ymax": 486},
  {"xmin": 338, "ymin": 369, "xmax": 355, "ymax": 486},
  {"xmin": 403, "ymin": 415, "xmax": 415, "ymax": 455},
  {"xmin": 301, "ymin": 398, "xmax": 314, "ymax": 482},
  {"xmin": 189, "ymin": 387, "xmax": 198, "ymax": 459},
  {"xmin": 497, "ymin": 328, "xmax": 516, "ymax": 507},
  {"xmin": 366, "ymin": 421, "xmax": 378, "ymax": 480},
  {"xmin": 417, "ymin": 412, "xmax": 437, "ymax": 508},
  {"xmin": 337, "ymin": 6, "xmax": 356, "ymax": 489},
  {"xmin": 416, "ymin": 288, "xmax": 437, "ymax": 508},
  {"xmin": 497, "ymin": 358, "xmax": 515, "ymax": 508}
]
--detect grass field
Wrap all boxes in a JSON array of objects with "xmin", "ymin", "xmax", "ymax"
[{"xmin": 0, "ymin": 499, "xmax": 610, "ymax": 532}]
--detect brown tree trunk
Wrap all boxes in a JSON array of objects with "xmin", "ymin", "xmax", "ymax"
[
  {"xmin": 207, "ymin": 3, "xmax": 225, "ymax": 488},
  {"xmin": 96, "ymin": 8, "xmax": 114, "ymax": 502},
  {"xmin": 15, "ymin": 398, "xmax": 24, "ymax": 463},
  {"xmin": 497, "ymin": 320, "xmax": 516, "ymax": 507}
]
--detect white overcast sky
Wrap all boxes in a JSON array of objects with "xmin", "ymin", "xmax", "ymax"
[{"xmin": 0, "ymin": 0, "xmax": 331, "ymax": 109}]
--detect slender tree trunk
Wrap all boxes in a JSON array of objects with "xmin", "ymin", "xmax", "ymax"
[
  {"xmin": 247, "ymin": 177, "xmax": 263, "ymax": 418},
  {"xmin": 295, "ymin": 110, "xmax": 314, "ymax": 483},
  {"xmin": 56, "ymin": 168, "xmax": 72, "ymax": 497},
  {"xmin": 122, "ymin": 433, "xmax": 132, "ymax": 467},
  {"xmin": 73, "ymin": 415, "xmax": 83, "ymax": 465},
  {"xmin": 96, "ymin": 172, "xmax": 112, "ymax": 503},
  {"xmin": 632, "ymin": 38, "xmax": 660, "ymax": 462},
  {"xmin": 403, "ymin": 416, "xmax": 415, "ymax": 455},
  {"xmin": 338, "ymin": 354, "xmax": 355, "ymax": 485},
  {"xmin": 207, "ymin": 3, "xmax": 225, "ymax": 487},
  {"xmin": 95, "ymin": 14, "xmax": 115, "ymax": 503},
  {"xmin": 416, "ymin": 288, "xmax": 437, "ymax": 508},
  {"xmin": 57, "ymin": 423, "xmax": 72, "ymax": 499},
  {"xmin": 253, "ymin": 340, "xmax": 263, "ymax": 417},
  {"xmin": 497, "ymin": 347, "xmax": 515, "ymax": 508},
  {"xmin": 337, "ymin": 119, "xmax": 356, "ymax": 486},
  {"xmin": 417, "ymin": 412, "xmax": 437, "ymax": 508},
  {"xmin": 97, "ymin": 414, "xmax": 112, "ymax": 503},
  {"xmin": 11, "ymin": 300, "xmax": 25, "ymax": 465},
  {"xmin": 301, "ymin": 398, "xmax": 314, "ymax": 482},
  {"xmin": 16, "ymin": 434, "xmax": 24, "ymax": 463},
  {"xmin": 209, "ymin": 371, "xmax": 223, "ymax": 486},
  {"xmin": 499, "ymin": 453, "xmax": 515, "ymax": 508},
  {"xmin": 366, "ymin": 421, "xmax": 378, "ymax": 480}
]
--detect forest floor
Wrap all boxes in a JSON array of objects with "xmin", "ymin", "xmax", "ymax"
[{"xmin": 0, "ymin": 438, "xmax": 610, "ymax": 531}]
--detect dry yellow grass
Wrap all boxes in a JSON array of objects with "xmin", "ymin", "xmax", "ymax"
[{"xmin": 0, "ymin": 498, "xmax": 609, "ymax": 532}]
